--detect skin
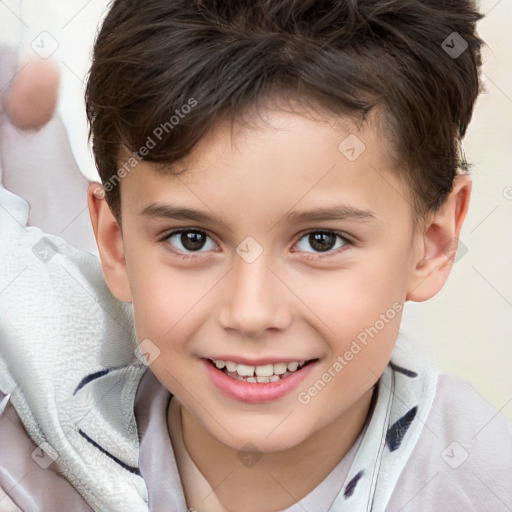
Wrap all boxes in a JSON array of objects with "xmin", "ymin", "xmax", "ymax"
[
  {"xmin": 88, "ymin": 105, "xmax": 471, "ymax": 511},
  {"xmin": 6, "ymin": 58, "xmax": 60, "ymax": 131}
]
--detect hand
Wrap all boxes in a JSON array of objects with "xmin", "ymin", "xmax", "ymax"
[
  {"xmin": 6, "ymin": 57, "xmax": 60, "ymax": 131},
  {"xmin": 0, "ymin": 54, "xmax": 98, "ymax": 256}
]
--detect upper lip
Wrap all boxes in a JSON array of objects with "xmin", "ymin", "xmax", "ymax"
[{"xmin": 205, "ymin": 356, "xmax": 316, "ymax": 366}]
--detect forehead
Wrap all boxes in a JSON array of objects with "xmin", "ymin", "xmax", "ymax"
[{"xmin": 119, "ymin": 107, "xmax": 413, "ymax": 228}]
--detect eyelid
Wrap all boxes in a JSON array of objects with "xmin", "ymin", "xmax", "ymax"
[
  {"xmin": 159, "ymin": 227, "xmax": 218, "ymax": 242},
  {"xmin": 297, "ymin": 228, "xmax": 354, "ymax": 244}
]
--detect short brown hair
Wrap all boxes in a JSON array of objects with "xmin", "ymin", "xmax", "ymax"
[{"xmin": 85, "ymin": 0, "xmax": 485, "ymax": 223}]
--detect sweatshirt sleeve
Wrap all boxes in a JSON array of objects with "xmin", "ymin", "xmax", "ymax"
[{"xmin": 0, "ymin": 162, "xmax": 148, "ymax": 511}]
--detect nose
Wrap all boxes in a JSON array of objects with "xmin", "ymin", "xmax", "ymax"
[{"xmin": 218, "ymin": 254, "xmax": 292, "ymax": 338}]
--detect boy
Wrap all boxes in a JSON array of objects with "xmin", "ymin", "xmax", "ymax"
[{"xmin": 1, "ymin": 1, "xmax": 511, "ymax": 511}]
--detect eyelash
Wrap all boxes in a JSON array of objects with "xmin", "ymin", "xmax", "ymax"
[{"xmin": 158, "ymin": 228, "xmax": 353, "ymax": 261}]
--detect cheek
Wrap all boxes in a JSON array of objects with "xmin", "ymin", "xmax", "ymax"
[
  {"xmin": 304, "ymin": 262, "xmax": 405, "ymax": 335},
  {"xmin": 127, "ymin": 258, "xmax": 209, "ymax": 390},
  {"xmin": 299, "ymin": 256, "xmax": 405, "ymax": 381},
  {"xmin": 127, "ymin": 250, "xmax": 214, "ymax": 347}
]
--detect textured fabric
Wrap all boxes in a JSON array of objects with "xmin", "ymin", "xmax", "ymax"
[
  {"xmin": 0, "ymin": 183, "xmax": 149, "ymax": 511},
  {"xmin": 0, "ymin": 391, "xmax": 93, "ymax": 512},
  {"xmin": 388, "ymin": 373, "xmax": 512, "ymax": 511}
]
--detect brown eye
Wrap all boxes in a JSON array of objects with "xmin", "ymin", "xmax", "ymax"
[
  {"xmin": 295, "ymin": 230, "xmax": 349, "ymax": 256},
  {"xmin": 165, "ymin": 229, "xmax": 216, "ymax": 253},
  {"xmin": 181, "ymin": 231, "xmax": 207, "ymax": 250},
  {"xmin": 308, "ymin": 232, "xmax": 337, "ymax": 252}
]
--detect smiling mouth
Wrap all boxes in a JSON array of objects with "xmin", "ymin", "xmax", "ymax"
[{"xmin": 208, "ymin": 358, "xmax": 318, "ymax": 383}]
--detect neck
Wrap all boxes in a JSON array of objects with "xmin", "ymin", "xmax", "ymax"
[{"xmin": 170, "ymin": 386, "xmax": 376, "ymax": 512}]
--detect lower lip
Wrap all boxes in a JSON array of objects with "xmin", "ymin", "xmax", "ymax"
[{"xmin": 202, "ymin": 359, "xmax": 317, "ymax": 404}]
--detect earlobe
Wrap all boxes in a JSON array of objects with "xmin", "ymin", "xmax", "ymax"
[
  {"xmin": 406, "ymin": 174, "xmax": 472, "ymax": 302},
  {"xmin": 87, "ymin": 183, "xmax": 133, "ymax": 303}
]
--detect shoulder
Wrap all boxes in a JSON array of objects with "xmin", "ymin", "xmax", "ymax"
[
  {"xmin": 388, "ymin": 372, "xmax": 512, "ymax": 511},
  {"xmin": 428, "ymin": 373, "xmax": 512, "ymax": 465},
  {"xmin": 432, "ymin": 373, "xmax": 512, "ymax": 436}
]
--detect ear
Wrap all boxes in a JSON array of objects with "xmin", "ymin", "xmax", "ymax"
[
  {"xmin": 406, "ymin": 174, "xmax": 472, "ymax": 302},
  {"xmin": 87, "ymin": 182, "xmax": 132, "ymax": 302}
]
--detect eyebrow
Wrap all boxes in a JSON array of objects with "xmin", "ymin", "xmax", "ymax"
[
  {"xmin": 140, "ymin": 203, "xmax": 221, "ymax": 224},
  {"xmin": 140, "ymin": 202, "xmax": 377, "ymax": 227},
  {"xmin": 285, "ymin": 205, "xmax": 377, "ymax": 224}
]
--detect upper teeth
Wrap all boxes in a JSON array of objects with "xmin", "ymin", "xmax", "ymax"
[{"xmin": 214, "ymin": 359, "xmax": 305, "ymax": 377}]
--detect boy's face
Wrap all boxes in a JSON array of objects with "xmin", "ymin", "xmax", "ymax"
[{"xmin": 110, "ymin": 107, "xmax": 424, "ymax": 452}]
